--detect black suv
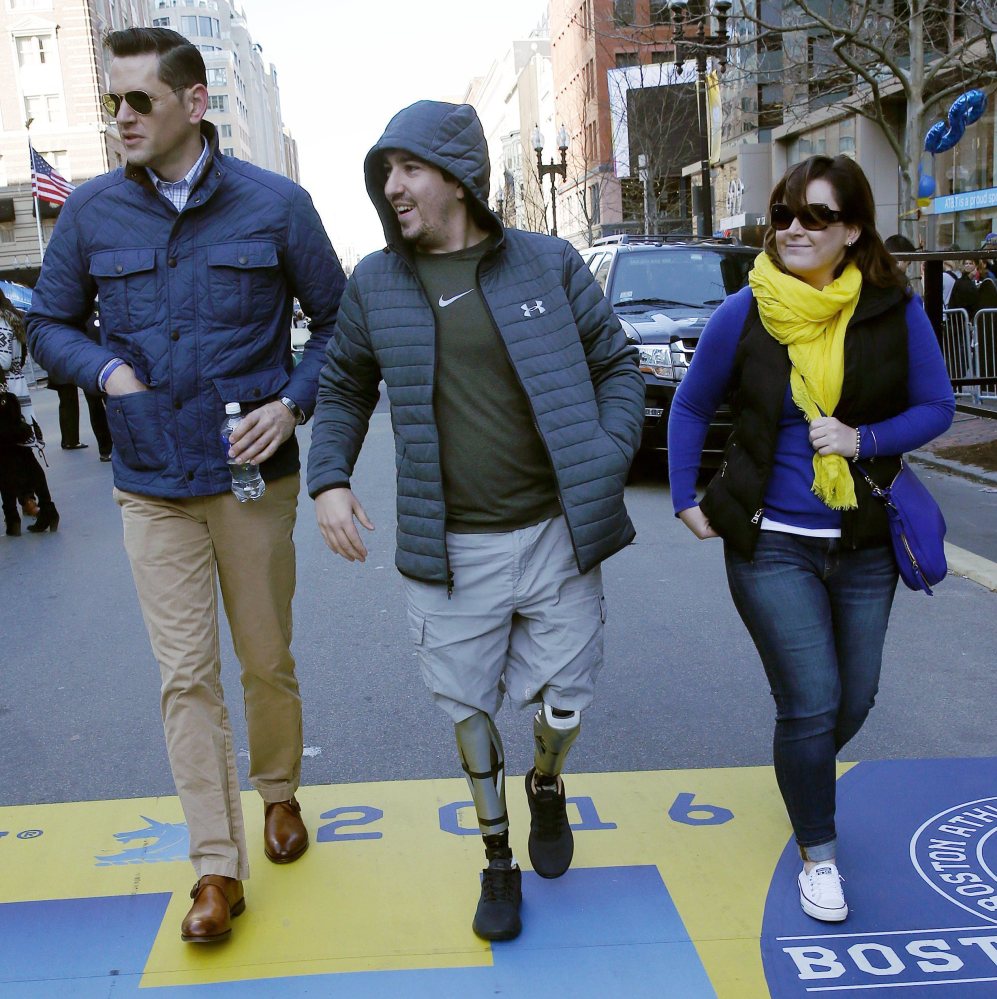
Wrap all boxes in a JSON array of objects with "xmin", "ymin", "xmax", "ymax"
[{"xmin": 580, "ymin": 235, "xmax": 756, "ymax": 465}]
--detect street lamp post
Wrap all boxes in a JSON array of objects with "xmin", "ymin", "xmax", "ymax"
[
  {"xmin": 668, "ymin": 0, "xmax": 732, "ymax": 239},
  {"xmin": 531, "ymin": 124, "xmax": 569, "ymax": 237}
]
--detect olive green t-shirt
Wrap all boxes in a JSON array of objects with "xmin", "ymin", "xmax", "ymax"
[{"xmin": 413, "ymin": 240, "xmax": 560, "ymax": 533}]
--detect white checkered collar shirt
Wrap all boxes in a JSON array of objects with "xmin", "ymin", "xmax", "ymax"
[{"xmin": 146, "ymin": 139, "xmax": 210, "ymax": 212}]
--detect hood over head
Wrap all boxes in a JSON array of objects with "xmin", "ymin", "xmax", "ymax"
[{"xmin": 364, "ymin": 100, "xmax": 501, "ymax": 249}]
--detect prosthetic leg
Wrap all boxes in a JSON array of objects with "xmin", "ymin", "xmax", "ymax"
[
  {"xmin": 526, "ymin": 703, "xmax": 581, "ymax": 879},
  {"xmin": 455, "ymin": 712, "xmax": 521, "ymax": 942},
  {"xmin": 454, "ymin": 711, "xmax": 508, "ymax": 842},
  {"xmin": 532, "ymin": 702, "xmax": 580, "ymax": 778}
]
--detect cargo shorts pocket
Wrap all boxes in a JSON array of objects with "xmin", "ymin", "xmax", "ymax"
[
  {"xmin": 407, "ymin": 609, "xmax": 426, "ymax": 646},
  {"xmin": 104, "ymin": 389, "xmax": 167, "ymax": 471}
]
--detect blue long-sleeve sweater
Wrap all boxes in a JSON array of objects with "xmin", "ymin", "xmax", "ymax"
[{"xmin": 667, "ymin": 286, "xmax": 956, "ymax": 526}]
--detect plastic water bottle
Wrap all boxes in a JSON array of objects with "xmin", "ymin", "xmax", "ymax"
[{"xmin": 221, "ymin": 402, "xmax": 265, "ymax": 502}]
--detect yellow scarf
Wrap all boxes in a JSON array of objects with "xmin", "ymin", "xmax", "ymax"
[{"xmin": 748, "ymin": 251, "xmax": 863, "ymax": 510}]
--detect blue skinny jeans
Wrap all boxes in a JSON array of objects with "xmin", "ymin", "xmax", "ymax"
[{"xmin": 725, "ymin": 531, "xmax": 898, "ymax": 861}]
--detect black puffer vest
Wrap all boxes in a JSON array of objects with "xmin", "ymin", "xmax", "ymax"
[{"xmin": 701, "ymin": 284, "xmax": 909, "ymax": 558}]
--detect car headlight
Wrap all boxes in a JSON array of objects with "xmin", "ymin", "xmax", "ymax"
[
  {"xmin": 670, "ymin": 339, "xmax": 691, "ymax": 381},
  {"xmin": 638, "ymin": 345, "xmax": 673, "ymax": 379}
]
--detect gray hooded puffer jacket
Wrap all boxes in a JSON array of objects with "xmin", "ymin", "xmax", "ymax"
[{"xmin": 307, "ymin": 100, "xmax": 644, "ymax": 584}]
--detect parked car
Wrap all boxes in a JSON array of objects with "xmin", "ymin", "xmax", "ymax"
[{"xmin": 580, "ymin": 235, "xmax": 756, "ymax": 466}]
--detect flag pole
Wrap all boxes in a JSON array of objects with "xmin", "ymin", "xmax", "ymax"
[{"xmin": 25, "ymin": 118, "xmax": 45, "ymax": 265}]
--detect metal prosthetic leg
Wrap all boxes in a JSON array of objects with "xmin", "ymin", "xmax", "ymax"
[
  {"xmin": 454, "ymin": 711, "xmax": 508, "ymax": 837},
  {"xmin": 456, "ymin": 713, "xmax": 522, "ymax": 942},
  {"xmin": 532, "ymin": 702, "xmax": 580, "ymax": 779},
  {"xmin": 526, "ymin": 703, "xmax": 581, "ymax": 879}
]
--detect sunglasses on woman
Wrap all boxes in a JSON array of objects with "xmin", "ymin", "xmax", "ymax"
[
  {"xmin": 100, "ymin": 86, "xmax": 187, "ymax": 117},
  {"xmin": 770, "ymin": 202, "xmax": 844, "ymax": 231}
]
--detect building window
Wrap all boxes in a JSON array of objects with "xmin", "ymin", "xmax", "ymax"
[
  {"xmin": 583, "ymin": 59, "xmax": 596, "ymax": 99},
  {"xmin": 615, "ymin": 52, "xmax": 640, "ymax": 68},
  {"xmin": 206, "ymin": 67, "xmax": 227, "ymax": 87},
  {"xmin": 0, "ymin": 226, "xmax": 15, "ymax": 244},
  {"xmin": 181, "ymin": 15, "xmax": 219, "ymax": 38},
  {"xmin": 197, "ymin": 45, "xmax": 222, "ymax": 52},
  {"xmin": 24, "ymin": 94, "xmax": 64, "ymax": 125},
  {"xmin": 16, "ymin": 34, "xmax": 53, "ymax": 66},
  {"xmin": 650, "ymin": 0, "xmax": 669, "ymax": 24},
  {"xmin": 588, "ymin": 183, "xmax": 601, "ymax": 224},
  {"xmin": 613, "ymin": 0, "xmax": 635, "ymax": 27},
  {"xmin": 222, "ymin": 147, "xmax": 234, "ymax": 157},
  {"xmin": 37, "ymin": 149, "xmax": 69, "ymax": 176},
  {"xmin": 152, "ymin": 17, "xmax": 171, "ymax": 26},
  {"xmin": 207, "ymin": 94, "xmax": 228, "ymax": 112},
  {"xmin": 219, "ymin": 123, "xmax": 232, "ymax": 138},
  {"xmin": 651, "ymin": 49, "xmax": 673, "ymax": 64}
]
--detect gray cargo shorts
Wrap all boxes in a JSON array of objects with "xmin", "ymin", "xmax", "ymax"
[{"xmin": 403, "ymin": 516, "xmax": 606, "ymax": 724}]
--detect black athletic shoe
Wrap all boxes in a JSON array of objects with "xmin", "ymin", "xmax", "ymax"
[
  {"xmin": 525, "ymin": 767, "xmax": 573, "ymax": 878},
  {"xmin": 472, "ymin": 861, "xmax": 522, "ymax": 941}
]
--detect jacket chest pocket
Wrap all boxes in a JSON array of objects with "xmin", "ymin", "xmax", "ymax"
[
  {"xmin": 89, "ymin": 249, "xmax": 158, "ymax": 331},
  {"xmin": 206, "ymin": 241, "xmax": 281, "ymax": 327}
]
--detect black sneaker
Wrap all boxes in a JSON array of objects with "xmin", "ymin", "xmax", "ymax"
[
  {"xmin": 525, "ymin": 767, "xmax": 573, "ymax": 879},
  {"xmin": 472, "ymin": 861, "xmax": 522, "ymax": 941}
]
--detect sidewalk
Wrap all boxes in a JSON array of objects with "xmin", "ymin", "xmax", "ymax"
[{"xmin": 912, "ymin": 408, "xmax": 997, "ymax": 486}]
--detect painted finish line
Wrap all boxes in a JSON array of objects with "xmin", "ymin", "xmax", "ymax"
[{"xmin": 2, "ymin": 761, "xmax": 995, "ymax": 997}]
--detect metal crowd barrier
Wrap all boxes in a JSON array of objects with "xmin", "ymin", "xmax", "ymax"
[
  {"xmin": 941, "ymin": 307, "xmax": 997, "ymax": 407},
  {"xmin": 976, "ymin": 308, "xmax": 997, "ymax": 403}
]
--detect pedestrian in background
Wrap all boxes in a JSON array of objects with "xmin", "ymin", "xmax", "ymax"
[
  {"xmin": 28, "ymin": 28, "xmax": 346, "ymax": 943},
  {"xmin": 0, "ymin": 289, "xmax": 59, "ymax": 535},
  {"xmin": 46, "ymin": 311, "xmax": 113, "ymax": 460},
  {"xmin": 308, "ymin": 100, "xmax": 643, "ymax": 942},
  {"xmin": 668, "ymin": 155, "xmax": 954, "ymax": 923}
]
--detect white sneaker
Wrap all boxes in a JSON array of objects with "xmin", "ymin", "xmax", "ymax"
[{"xmin": 798, "ymin": 863, "xmax": 848, "ymax": 922}]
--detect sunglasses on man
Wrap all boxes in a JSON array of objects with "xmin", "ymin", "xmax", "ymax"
[
  {"xmin": 100, "ymin": 86, "xmax": 187, "ymax": 117},
  {"xmin": 770, "ymin": 202, "xmax": 844, "ymax": 232}
]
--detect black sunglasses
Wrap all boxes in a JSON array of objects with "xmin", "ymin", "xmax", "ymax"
[
  {"xmin": 770, "ymin": 202, "xmax": 844, "ymax": 232},
  {"xmin": 100, "ymin": 86, "xmax": 186, "ymax": 117}
]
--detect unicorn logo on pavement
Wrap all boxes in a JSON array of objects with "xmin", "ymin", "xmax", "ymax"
[{"xmin": 95, "ymin": 816, "xmax": 189, "ymax": 866}]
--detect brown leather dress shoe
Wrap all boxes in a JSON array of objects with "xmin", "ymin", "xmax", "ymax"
[
  {"xmin": 180, "ymin": 875, "xmax": 245, "ymax": 943},
  {"xmin": 264, "ymin": 796, "xmax": 309, "ymax": 863}
]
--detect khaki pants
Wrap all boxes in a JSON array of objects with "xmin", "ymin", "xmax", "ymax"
[{"xmin": 116, "ymin": 473, "xmax": 302, "ymax": 880}]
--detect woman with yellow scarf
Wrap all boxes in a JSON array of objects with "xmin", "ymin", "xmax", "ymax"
[{"xmin": 667, "ymin": 156, "xmax": 954, "ymax": 922}]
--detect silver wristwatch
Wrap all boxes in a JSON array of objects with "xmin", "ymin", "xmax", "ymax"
[{"xmin": 279, "ymin": 396, "xmax": 304, "ymax": 424}]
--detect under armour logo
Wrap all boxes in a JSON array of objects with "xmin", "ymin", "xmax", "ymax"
[{"xmin": 521, "ymin": 300, "xmax": 545, "ymax": 318}]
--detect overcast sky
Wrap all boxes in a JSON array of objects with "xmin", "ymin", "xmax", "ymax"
[{"xmin": 238, "ymin": 0, "xmax": 548, "ymax": 262}]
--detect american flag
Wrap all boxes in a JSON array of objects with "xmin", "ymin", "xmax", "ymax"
[{"xmin": 30, "ymin": 146, "xmax": 75, "ymax": 206}]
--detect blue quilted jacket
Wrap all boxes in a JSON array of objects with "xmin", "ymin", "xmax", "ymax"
[
  {"xmin": 307, "ymin": 101, "xmax": 644, "ymax": 584},
  {"xmin": 27, "ymin": 123, "xmax": 346, "ymax": 498}
]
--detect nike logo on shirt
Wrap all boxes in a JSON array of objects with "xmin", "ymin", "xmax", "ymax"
[{"xmin": 439, "ymin": 290, "xmax": 474, "ymax": 308}]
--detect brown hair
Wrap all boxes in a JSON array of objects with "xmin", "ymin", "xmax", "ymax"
[
  {"xmin": 103, "ymin": 28, "xmax": 207, "ymax": 90},
  {"xmin": 763, "ymin": 155, "xmax": 909, "ymax": 295},
  {"xmin": 0, "ymin": 289, "xmax": 26, "ymax": 345}
]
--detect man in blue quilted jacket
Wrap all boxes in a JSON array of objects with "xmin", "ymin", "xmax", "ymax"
[
  {"xmin": 27, "ymin": 28, "xmax": 346, "ymax": 943},
  {"xmin": 308, "ymin": 101, "xmax": 643, "ymax": 941}
]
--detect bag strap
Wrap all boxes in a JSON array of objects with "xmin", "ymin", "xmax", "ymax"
[{"xmin": 856, "ymin": 458, "xmax": 905, "ymax": 502}]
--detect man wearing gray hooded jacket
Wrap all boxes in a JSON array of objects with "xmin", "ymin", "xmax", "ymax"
[{"xmin": 307, "ymin": 101, "xmax": 643, "ymax": 941}]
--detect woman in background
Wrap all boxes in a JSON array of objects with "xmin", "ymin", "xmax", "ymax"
[{"xmin": 0, "ymin": 289, "xmax": 59, "ymax": 534}]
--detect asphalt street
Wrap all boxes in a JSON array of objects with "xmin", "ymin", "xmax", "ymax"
[{"xmin": 2, "ymin": 387, "xmax": 995, "ymax": 809}]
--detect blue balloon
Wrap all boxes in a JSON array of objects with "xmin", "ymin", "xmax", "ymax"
[{"xmin": 924, "ymin": 89, "xmax": 988, "ymax": 154}]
